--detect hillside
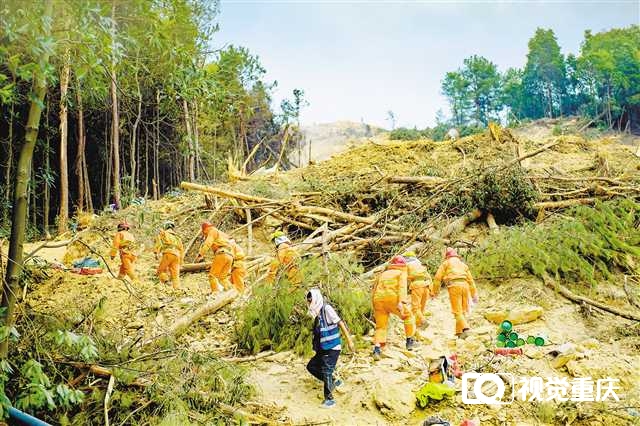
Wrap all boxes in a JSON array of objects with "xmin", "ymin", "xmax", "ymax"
[
  {"xmin": 5, "ymin": 121, "xmax": 640, "ymax": 425},
  {"xmin": 295, "ymin": 121, "xmax": 385, "ymax": 165}
]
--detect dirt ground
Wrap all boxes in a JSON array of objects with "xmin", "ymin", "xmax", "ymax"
[{"xmin": 8, "ymin": 120, "xmax": 640, "ymax": 425}]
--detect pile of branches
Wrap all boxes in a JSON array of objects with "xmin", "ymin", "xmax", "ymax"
[{"xmin": 180, "ymin": 136, "xmax": 640, "ymax": 271}]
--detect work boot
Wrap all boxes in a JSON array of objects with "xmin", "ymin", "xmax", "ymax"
[
  {"xmin": 372, "ymin": 346, "xmax": 382, "ymax": 360},
  {"xmin": 458, "ymin": 329, "xmax": 470, "ymax": 339},
  {"xmin": 406, "ymin": 337, "xmax": 416, "ymax": 351}
]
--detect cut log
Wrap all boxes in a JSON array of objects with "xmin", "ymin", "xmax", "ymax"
[
  {"xmin": 543, "ymin": 275, "xmax": 640, "ymax": 322},
  {"xmin": 142, "ymin": 290, "xmax": 237, "ymax": 347},
  {"xmin": 533, "ymin": 198, "xmax": 597, "ymax": 210},
  {"xmin": 486, "ymin": 212, "xmax": 499, "ymax": 233},
  {"xmin": 295, "ymin": 205, "xmax": 375, "ymax": 225},
  {"xmin": 181, "ymin": 262, "xmax": 211, "ymax": 273},
  {"xmin": 180, "ymin": 181, "xmax": 283, "ymax": 205}
]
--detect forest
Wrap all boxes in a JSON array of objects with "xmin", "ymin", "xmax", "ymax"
[
  {"xmin": 391, "ymin": 26, "xmax": 640, "ymax": 141},
  {"xmin": 0, "ymin": 0, "xmax": 305, "ymax": 239}
]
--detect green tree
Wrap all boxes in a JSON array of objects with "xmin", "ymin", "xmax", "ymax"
[
  {"xmin": 501, "ymin": 67, "xmax": 525, "ymax": 123},
  {"xmin": 578, "ymin": 26, "xmax": 640, "ymax": 130},
  {"xmin": 460, "ymin": 55, "xmax": 502, "ymax": 125},
  {"xmin": 522, "ymin": 28, "xmax": 566, "ymax": 118},
  {"xmin": 441, "ymin": 71, "xmax": 470, "ymax": 126}
]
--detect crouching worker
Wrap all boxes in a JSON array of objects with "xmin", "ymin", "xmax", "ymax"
[
  {"xmin": 306, "ymin": 288, "xmax": 355, "ymax": 408},
  {"xmin": 372, "ymin": 256, "xmax": 416, "ymax": 359},
  {"xmin": 432, "ymin": 247, "xmax": 479, "ymax": 339},
  {"xmin": 267, "ymin": 231, "xmax": 302, "ymax": 287},
  {"xmin": 110, "ymin": 221, "xmax": 137, "ymax": 281},
  {"xmin": 154, "ymin": 220, "xmax": 184, "ymax": 290}
]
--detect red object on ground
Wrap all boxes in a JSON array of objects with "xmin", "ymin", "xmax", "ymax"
[
  {"xmin": 494, "ymin": 347, "xmax": 523, "ymax": 356},
  {"xmin": 460, "ymin": 420, "xmax": 479, "ymax": 426},
  {"xmin": 79, "ymin": 267, "xmax": 103, "ymax": 275}
]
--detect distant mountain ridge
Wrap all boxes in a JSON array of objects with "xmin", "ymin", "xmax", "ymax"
[{"xmin": 296, "ymin": 121, "xmax": 385, "ymax": 165}]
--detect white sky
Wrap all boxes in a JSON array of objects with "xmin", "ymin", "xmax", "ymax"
[{"xmin": 216, "ymin": 1, "xmax": 640, "ymax": 129}]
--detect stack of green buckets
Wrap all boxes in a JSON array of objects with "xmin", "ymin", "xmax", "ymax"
[{"xmin": 496, "ymin": 320, "xmax": 545, "ymax": 348}]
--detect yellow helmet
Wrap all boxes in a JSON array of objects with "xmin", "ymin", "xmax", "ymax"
[
  {"xmin": 402, "ymin": 251, "xmax": 416, "ymax": 258},
  {"xmin": 270, "ymin": 230, "xmax": 286, "ymax": 241}
]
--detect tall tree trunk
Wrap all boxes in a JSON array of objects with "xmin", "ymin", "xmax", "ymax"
[
  {"xmin": 182, "ymin": 98, "xmax": 195, "ymax": 181},
  {"xmin": 58, "ymin": 53, "xmax": 71, "ymax": 233},
  {"xmin": 110, "ymin": 0, "xmax": 121, "ymax": 208},
  {"xmin": 192, "ymin": 101, "xmax": 200, "ymax": 180},
  {"xmin": 44, "ymin": 100, "xmax": 50, "ymax": 238},
  {"xmin": 4, "ymin": 95, "xmax": 15, "ymax": 220},
  {"xmin": 2, "ymin": 0, "xmax": 53, "ymax": 358},
  {"xmin": 75, "ymin": 80, "xmax": 86, "ymax": 211},
  {"xmin": 154, "ymin": 89, "xmax": 160, "ymax": 200},
  {"xmin": 144, "ymin": 130, "xmax": 149, "ymax": 197},
  {"xmin": 104, "ymin": 112, "xmax": 112, "ymax": 207},
  {"xmin": 130, "ymin": 68, "xmax": 142, "ymax": 195}
]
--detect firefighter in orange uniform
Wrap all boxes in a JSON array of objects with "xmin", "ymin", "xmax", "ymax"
[
  {"xmin": 154, "ymin": 220, "xmax": 184, "ymax": 290},
  {"xmin": 229, "ymin": 239, "xmax": 247, "ymax": 293},
  {"xmin": 371, "ymin": 256, "xmax": 416, "ymax": 359},
  {"xmin": 266, "ymin": 231, "xmax": 302, "ymax": 287},
  {"xmin": 432, "ymin": 247, "xmax": 478, "ymax": 338},
  {"xmin": 195, "ymin": 222, "xmax": 234, "ymax": 293},
  {"xmin": 403, "ymin": 251, "xmax": 432, "ymax": 329},
  {"xmin": 110, "ymin": 221, "xmax": 137, "ymax": 281}
]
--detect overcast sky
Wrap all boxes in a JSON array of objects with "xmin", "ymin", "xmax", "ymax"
[{"xmin": 215, "ymin": 1, "xmax": 639, "ymax": 129}]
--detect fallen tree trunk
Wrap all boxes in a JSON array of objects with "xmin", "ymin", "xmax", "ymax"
[
  {"xmin": 181, "ymin": 262, "xmax": 212, "ymax": 273},
  {"xmin": 543, "ymin": 275, "xmax": 640, "ymax": 322},
  {"xmin": 142, "ymin": 290, "xmax": 237, "ymax": 347},
  {"xmin": 180, "ymin": 182, "xmax": 284, "ymax": 205},
  {"xmin": 533, "ymin": 198, "xmax": 597, "ymax": 210},
  {"xmin": 387, "ymin": 176, "xmax": 446, "ymax": 186}
]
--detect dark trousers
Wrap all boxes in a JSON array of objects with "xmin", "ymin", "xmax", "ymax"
[{"xmin": 306, "ymin": 349, "xmax": 340, "ymax": 400}]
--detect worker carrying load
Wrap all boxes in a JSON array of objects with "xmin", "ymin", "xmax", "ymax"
[
  {"xmin": 195, "ymin": 221, "xmax": 234, "ymax": 293},
  {"xmin": 109, "ymin": 221, "xmax": 138, "ymax": 281},
  {"xmin": 432, "ymin": 247, "xmax": 479, "ymax": 339},
  {"xmin": 371, "ymin": 255, "xmax": 416, "ymax": 360},
  {"xmin": 154, "ymin": 220, "xmax": 184, "ymax": 290},
  {"xmin": 402, "ymin": 251, "xmax": 432, "ymax": 329},
  {"xmin": 229, "ymin": 239, "xmax": 247, "ymax": 293},
  {"xmin": 266, "ymin": 230, "xmax": 302, "ymax": 286}
]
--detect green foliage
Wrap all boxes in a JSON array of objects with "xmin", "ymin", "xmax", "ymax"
[
  {"xmin": 48, "ymin": 330, "xmax": 98, "ymax": 362},
  {"xmin": 389, "ymin": 127, "xmax": 431, "ymax": 140},
  {"xmin": 15, "ymin": 360, "xmax": 84, "ymax": 413},
  {"xmin": 236, "ymin": 255, "xmax": 372, "ymax": 356},
  {"xmin": 470, "ymin": 166, "xmax": 538, "ymax": 223},
  {"xmin": 523, "ymin": 28, "xmax": 566, "ymax": 118},
  {"xmin": 470, "ymin": 199, "xmax": 640, "ymax": 284}
]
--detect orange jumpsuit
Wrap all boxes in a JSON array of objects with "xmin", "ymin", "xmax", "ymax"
[
  {"xmin": 199, "ymin": 226, "xmax": 234, "ymax": 292},
  {"xmin": 433, "ymin": 256, "xmax": 478, "ymax": 335},
  {"xmin": 405, "ymin": 257, "xmax": 432, "ymax": 327},
  {"xmin": 267, "ymin": 243, "xmax": 302, "ymax": 286},
  {"xmin": 372, "ymin": 265, "xmax": 415, "ymax": 347},
  {"xmin": 154, "ymin": 229, "xmax": 184, "ymax": 289},
  {"xmin": 230, "ymin": 240, "xmax": 246, "ymax": 293},
  {"xmin": 110, "ymin": 230, "xmax": 137, "ymax": 281}
]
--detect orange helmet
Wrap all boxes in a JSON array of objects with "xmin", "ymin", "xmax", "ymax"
[
  {"xmin": 201, "ymin": 221, "xmax": 213, "ymax": 234},
  {"xmin": 117, "ymin": 221, "xmax": 130, "ymax": 231},
  {"xmin": 389, "ymin": 255, "xmax": 406, "ymax": 266}
]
